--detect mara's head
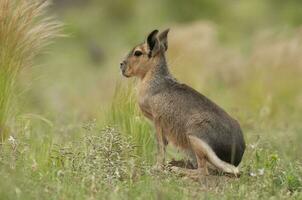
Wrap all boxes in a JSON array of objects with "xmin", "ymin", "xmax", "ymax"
[{"xmin": 120, "ymin": 29, "xmax": 169, "ymax": 78}]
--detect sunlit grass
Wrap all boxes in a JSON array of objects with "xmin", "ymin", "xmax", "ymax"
[
  {"xmin": 0, "ymin": 0, "xmax": 61, "ymax": 140},
  {"xmin": 106, "ymin": 81, "xmax": 155, "ymax": 163}
]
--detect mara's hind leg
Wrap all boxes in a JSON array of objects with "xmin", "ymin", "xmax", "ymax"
[
  {"xmin": 189, "ymin": 135, "xmax": 239, "ymax": 176},
  {"xmin": 170, "ymin": 150, "xmax": 209, "ymax": 179},
  {"xmin": 184, "ymin": 148, "xmax": 198, "ymax": 169},
  {"xmin": 196, "ymin": 152, "xmax": 209, "ymax": 175},
  {"xmin": 170, "ymin": 139, "xmax": 209, "ymax": 177}
]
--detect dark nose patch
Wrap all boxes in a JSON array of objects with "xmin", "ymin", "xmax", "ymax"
[{"xmin": 120, "ymin": 61, "xmax": 126, "ymax": 73}]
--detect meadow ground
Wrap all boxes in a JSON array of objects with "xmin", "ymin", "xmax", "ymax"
[{"xmin": 1, "ymin": 1, "xmax": 302, "ymax": 199}]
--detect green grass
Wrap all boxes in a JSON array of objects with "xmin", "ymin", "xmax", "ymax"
[
  {"xmin": 106, "ymin": 81, "xmax": 155, "ymax": 163},
  {"xmin": 0, "ymin": 80, "xmax": 301, "ymax": 199}
]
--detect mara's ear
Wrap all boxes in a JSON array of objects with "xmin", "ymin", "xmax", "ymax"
[
  {"xmin": 146, "ymin": 29, "xmax": 160, "ymax": 57},
  {"xmin": 158, "ymin": 28, "xmax": 169, "ymax": 51}
]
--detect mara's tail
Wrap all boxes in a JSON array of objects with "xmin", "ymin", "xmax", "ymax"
[{"xmin": 189, "ymin": 135, "xmax": 239, "ymax": 175}]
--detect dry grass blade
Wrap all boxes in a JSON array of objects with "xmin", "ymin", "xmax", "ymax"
[{"xmin": 0, "ymin": 0, "xmax": 62, "ymax": 140}]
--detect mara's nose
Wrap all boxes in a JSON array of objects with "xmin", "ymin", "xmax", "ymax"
[{"xmin": 120, "ymin": 61, "xmax": 126, "ymax": 71}]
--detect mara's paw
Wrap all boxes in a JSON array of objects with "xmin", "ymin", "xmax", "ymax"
[
  {"xmin": 169, "ymin": 166, "xmax": 191, "ymax": 177},
  {"xmin": 170, "ymin": 166, "xmax": 181, "ymax": 173},
  {"xmin": 151, "ymin": 162, "xmax": 165, "ymax": 172},
  {"xmin": 223, "ymin": 167, "xmax": 241, "ymax": 178},
  {"xmin": 168, "ymin": 159, "xmax": 196, "ymax": 169},
  {"xmin": 233, "ymin": 167, "xmax": 240, "ymax": 176},
  {"xmin": 229, "ymin": 167, "xmax": 240, "ymax": 177}
]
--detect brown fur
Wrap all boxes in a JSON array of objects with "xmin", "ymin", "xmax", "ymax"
[{"xmin": 120, "ymin": 29, "xmax": 246, "ymax": 175}]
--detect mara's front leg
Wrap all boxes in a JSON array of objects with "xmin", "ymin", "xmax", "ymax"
[{"xmin": 153, "ymin": 120, "xmax": 168, "ymax": 170}]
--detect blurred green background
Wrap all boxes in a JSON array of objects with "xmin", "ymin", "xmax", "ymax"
[{"xmin": 24, "ymin": 0, "xmax": 302, "ymax": 120}]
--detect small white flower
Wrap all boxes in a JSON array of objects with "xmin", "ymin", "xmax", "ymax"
[
  {"xmin": 258, "ymin": 168, "xmax": 265, "ymax": 176},
  {"xmin": 8, "ymin": 135, "xmax": 15, "ymax": 143},
  {"xmin": 57, "ymin": 170, "xmax": 64, "ymax": 177},
  {"xmin": 249, "ymin": 172, "xmax": 257, "ymax": 177}
]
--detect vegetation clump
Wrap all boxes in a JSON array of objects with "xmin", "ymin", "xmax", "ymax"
[
  {"xmin": 0, "ymin": 0, "xmax": 61, "ymax": 140},
  {"xmin": 51, "ymin": 126, "xmax": 140, "ymax": 186}
]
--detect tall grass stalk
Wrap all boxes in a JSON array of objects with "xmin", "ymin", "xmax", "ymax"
[
  {"xmin": 106, "ymin": 81, "xmax": 155, "ymax": 163},
  {"xmin": 0, "ymin": 0, "xmax": 61, "ymax": 140}
]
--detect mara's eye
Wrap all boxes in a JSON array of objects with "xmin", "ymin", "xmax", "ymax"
[{"xmin": 134, "ymin": 50, "xmax": 143, "ymax": 57}]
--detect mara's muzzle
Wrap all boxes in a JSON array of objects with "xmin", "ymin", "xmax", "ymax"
[{"xmin": 120, "ymin": 61, "xmax": 130, "ymax": 77}]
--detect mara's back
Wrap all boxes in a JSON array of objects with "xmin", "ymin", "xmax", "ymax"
[{"xmin": 150, "ymin": 77, "xmax": 245, "ymax": 166}]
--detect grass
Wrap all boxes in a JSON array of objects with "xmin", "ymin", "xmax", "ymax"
[
  {"xmin": 106, "ymin": 81, "xmax": 155, "ymax": 162},
  {"xmin": 0, "ymin": 1, "xmax": 302, "ymax": 199},
  {"xmin": 0, "ymin": 0, "xmax": 61, "ymax": 140},
  {"xmin": 0, "ymin": 88, "xmax": 301, "ymax": 199}
]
